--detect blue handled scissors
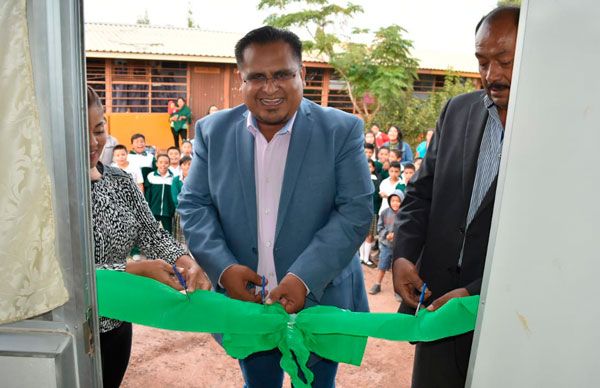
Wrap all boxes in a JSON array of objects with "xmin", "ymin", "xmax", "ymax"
[
  {"xmin": 172, "ymin": 264, "xmax": 190, "ymax": 302},
  {"xmin": 415, "ymin": 283, "xmax": 427, "ymax": 316}
]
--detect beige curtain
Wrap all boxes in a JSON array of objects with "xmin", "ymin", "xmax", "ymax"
[{"xmin": 0, "ymin": 0, "xmax": 68, "ymax": 324}]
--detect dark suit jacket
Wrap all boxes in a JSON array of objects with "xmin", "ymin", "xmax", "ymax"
[{"xmin": 394, "ymin": 90, "xmax": 498, "ymax": 312}]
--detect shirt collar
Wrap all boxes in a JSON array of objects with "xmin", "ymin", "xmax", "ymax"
[
  {"xmin": 482, "ymin": 93, "xmax": 503, "ymax": 129},
  {"xmin": 129, "ymin": 150, "xmax": 148, "ymax": 156},
  {"xmin": 246, "ymin": 111, "xmax": 297, "ymax": 138}
]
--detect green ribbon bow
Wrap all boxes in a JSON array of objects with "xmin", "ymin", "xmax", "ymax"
[{"xmin": 96, "ymin": 270, "xmax": 478, "ymax": 387}]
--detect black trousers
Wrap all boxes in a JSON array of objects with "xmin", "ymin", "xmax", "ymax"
[
  {"xmin": 171, "ymin": 128, "xmax": 187, "ymax": 148},
  {"xmin": 100, "ymin": 322, "xmax": 133, "ymax": 388},
  {"xmin": 411, "ymin": 331, "xmax": 473, "ymax": 388}
]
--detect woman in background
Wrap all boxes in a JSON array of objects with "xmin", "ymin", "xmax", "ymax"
[
  {"xmin": 171, "ymin": 97, "xmax": 192, "ymax": 148},
  {"xmin": 88, "ymin": 86, "xmax": 209, "ymax": 387}
]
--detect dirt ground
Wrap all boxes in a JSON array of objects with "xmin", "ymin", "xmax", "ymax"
[{"xmin": 121, "ymin": 264, "xmax": 414, "ymax": 388}]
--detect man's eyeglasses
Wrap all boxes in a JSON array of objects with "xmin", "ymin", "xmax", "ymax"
[{"xmin": 243, "ymin": 67, "xmax": 301, "ymax": 87}]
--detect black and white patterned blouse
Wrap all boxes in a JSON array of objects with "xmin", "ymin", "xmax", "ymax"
[{"xmin": 92, "ymin": 163, "xmax": 186, "ymax": 333}]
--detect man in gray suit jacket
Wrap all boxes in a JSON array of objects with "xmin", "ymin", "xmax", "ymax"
[
  {"xmin": 392, "ymin": 6, "xmax": 520, "ymax": 387},
  {"xmin": 178, "ymin": 26, "xmax": 372, "ymax": 387}
]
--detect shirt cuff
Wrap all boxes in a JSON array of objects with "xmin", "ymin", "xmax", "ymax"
[
  {"xmin": 288, "ymin": 272, "xmax": 310, "ymax": 296},
  {"xmin": 218, "ymin": 264, "xmax": 236, "ymax": 289}
]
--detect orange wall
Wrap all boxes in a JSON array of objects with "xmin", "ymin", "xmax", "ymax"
[{"xmin": 107, "ymin": 113, "xmax": 177, "ymax": 153}]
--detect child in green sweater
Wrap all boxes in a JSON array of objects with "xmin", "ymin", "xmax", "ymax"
[{"xmin": 144, "ymin": 154, "xmax": 175, "ymax": 234}]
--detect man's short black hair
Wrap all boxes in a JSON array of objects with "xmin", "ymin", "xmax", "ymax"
[
  {"xmin": 365, "ymin": 143, "xmax": 375, "ymax": 151},
  {"xmin": 131, "ymin": 133, "xmax": 145, "ymax": 143},
  {"xmin": 235, "ymin": 26, "xmax": 303, "ymax": 68},
  {"xmin": 476, "ymin": 6, "xmax": 520, "ymax": 34},
  {"xmin": 167, "ymin": 146, "xmax": 180, "ymax": 153}
]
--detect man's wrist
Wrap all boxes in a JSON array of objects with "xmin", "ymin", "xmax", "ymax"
[
  {"xmin": 218, "ymin": 264, "xmax": 236, "ymax": 288},
  {"xmin": 287, "ymin": 272, "xmax": 310, "ymax": 296}
]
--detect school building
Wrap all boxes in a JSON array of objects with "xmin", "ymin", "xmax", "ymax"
[{"xmin": 85, "ymin": 23, "xmax": 481, "ymax": 150}]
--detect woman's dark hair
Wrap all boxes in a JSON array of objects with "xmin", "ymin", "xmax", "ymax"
[
  {"xmin": 87, "ymin": 85, "xmax": 102, "ymax": 109},
  {"xmin": 177, "ymin": 97, "xmax": 187, "ymax": 104},
  {"xmin": 235, "ymin": 26, "xmax": 302, "ymax": 67},
  {"xmin": 389, "ymin": 125, "xmax": 404, "ymax": 142}
]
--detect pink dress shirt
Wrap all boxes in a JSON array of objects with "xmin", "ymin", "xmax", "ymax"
[{"xmin": 247, "ymin": 112, "xmax": 297, "ymax": 293}]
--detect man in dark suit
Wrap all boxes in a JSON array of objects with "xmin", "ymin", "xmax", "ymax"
[{"xmin": 392, "ymin": 6, "xmax": 520, "ymax": 387}]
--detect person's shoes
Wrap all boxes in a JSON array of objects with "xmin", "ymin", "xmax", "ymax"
[
  {"xmin": 394, "ymin": 293, "xmax": 402, "ymax": 302},
  {"xmin": 361, "ymin": 258, "xmax": 375, "ymax": 267},
  {"xmin": 369, "ymin": 284, "xmax": 381, "ymax": 295}
]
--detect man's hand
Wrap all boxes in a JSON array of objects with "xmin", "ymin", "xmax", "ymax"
[
  {"xmin": 386, "ymin": 232, "xmax": 394, "ymax": 241},
  {"xmin": 392, "ymin": 257, "xmax": 431, "ymax": 308},
  {"xmin": 174, "ymin": 255, "xmax": 211, "ymax": 292},
  {"xmin": 220, "ymin": 264, "xmax": 262, "ymax": 303},
  {"xmin": 126, "ymin": 259, "xmax": 182, "ymax": 290},
  {"xmin": 266, "ymin": 274, "xmax": 307, "ymax": 314},
  {"xmin": 426, "ymin": 288, "xmax": 470, "ymax": 312}
]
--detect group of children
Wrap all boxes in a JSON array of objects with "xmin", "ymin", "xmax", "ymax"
[
  {"xmin": 110, "ymin": 133, "xmax": 194, "ymax": 245},
  {"xmin": 109, "ymin": 123, "xmax": 429, "ymax": 299},
  {"xmin": 360, "ymin": 125, "xmax": 430, "ymax": 297}
]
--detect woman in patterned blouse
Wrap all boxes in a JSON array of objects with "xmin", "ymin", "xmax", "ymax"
[{"xmin": 88, "ymin": 86, "xmax": 210, "ymax": 388}]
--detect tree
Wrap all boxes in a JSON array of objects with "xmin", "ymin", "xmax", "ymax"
[
  {"xmin": 497, "ymin": 0, "xmax": 521, "ymax": 6},
  {"xmin": 136, "ymin": 10, "xmax": 150, "ymax": 25},
  {"xmin": 187, "ymin": 1, "xmax": 199, "ymax": 28},
  {"xmin": 330, "ymin": 26, "xmax": 418, "ymax": 123},
  {"xmin": 259, "ymin": 0, "xmax": 418, "ymax": 124},
  {"xmin": 400, "ymin": 74, "xmax": 476, "ymax": 144}
]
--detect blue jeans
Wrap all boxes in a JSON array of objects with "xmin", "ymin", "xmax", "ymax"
[
  {"xmin": 378, "ymin": 244, "xmax": 393, "ymax": 270},
  {"xmin": 239, "ymin": 348, "xmax": 338, "ymax": 388}
]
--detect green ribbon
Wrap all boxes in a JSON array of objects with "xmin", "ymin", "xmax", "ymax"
[{"xmin": 96, "ymin": 270, "xmax": 478, "ymax": 387}]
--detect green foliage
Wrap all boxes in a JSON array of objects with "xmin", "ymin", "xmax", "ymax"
[
  {"xmin": 497, "ymin": 0, "xmax": 521, "ymax": 6},
  {"xmin": 259, "ymin": 0, "xmax": 417, "ymax": 123},
  {"xmin": 258, "ymin": 0, "xmax": 475, "ymax": 146},
  {"xmin": 259, "ymin": 0, "xmax": 363, "ymax": 54},
  {"xmin": 187, "ymin": 2, "xmax": 199, "ymax": 28},
  {"xmin": 136, "ymin": 10, "xmax": 150, "ymax": 25},
  {"xmin": 399, "ymin": 74, "xmax": 477, "ymax": 145},
  {"xmin": 330, "ymin": 25, "xmax": 418, "ymax": 123}
]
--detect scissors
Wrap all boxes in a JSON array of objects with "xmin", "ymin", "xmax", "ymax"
[
  {"xmin": 415, "ymin": 283, "xmax": 427, "ymax": 316},
  {"xmin": 172, "ymin": 264, "xmax": 190, "ymax": 302}
]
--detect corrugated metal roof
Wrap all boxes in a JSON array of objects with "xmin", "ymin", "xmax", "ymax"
[
  {"xmin": 84, "ymin": 23, "xmax": 327, "ymax": 63},
  {"xmin": 85, "ymin": 23, "xmax": 478, "ymax": 73},
  {"xmin": 412, "ymin": 48, "xmax": 479, "ymax": 74}
]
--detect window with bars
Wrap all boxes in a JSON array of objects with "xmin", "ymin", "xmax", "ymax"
[
  {"xmin": 413, "ymin": 73, "xmax": 446, "ymax": 93},
  {"xmin": 86, "ymin": 58, "xmax": 106, "ymax": 105},
  {"xmin": 85, "ymin": 59, "xmax": 188, "ymax": 113},
  {"xmin": 328, "ymin": 76, "xmax": 354, "ymax": 113},
  {"xmin": 303, "ymin": 67, "xmax": 324, "ymax": 105}
]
